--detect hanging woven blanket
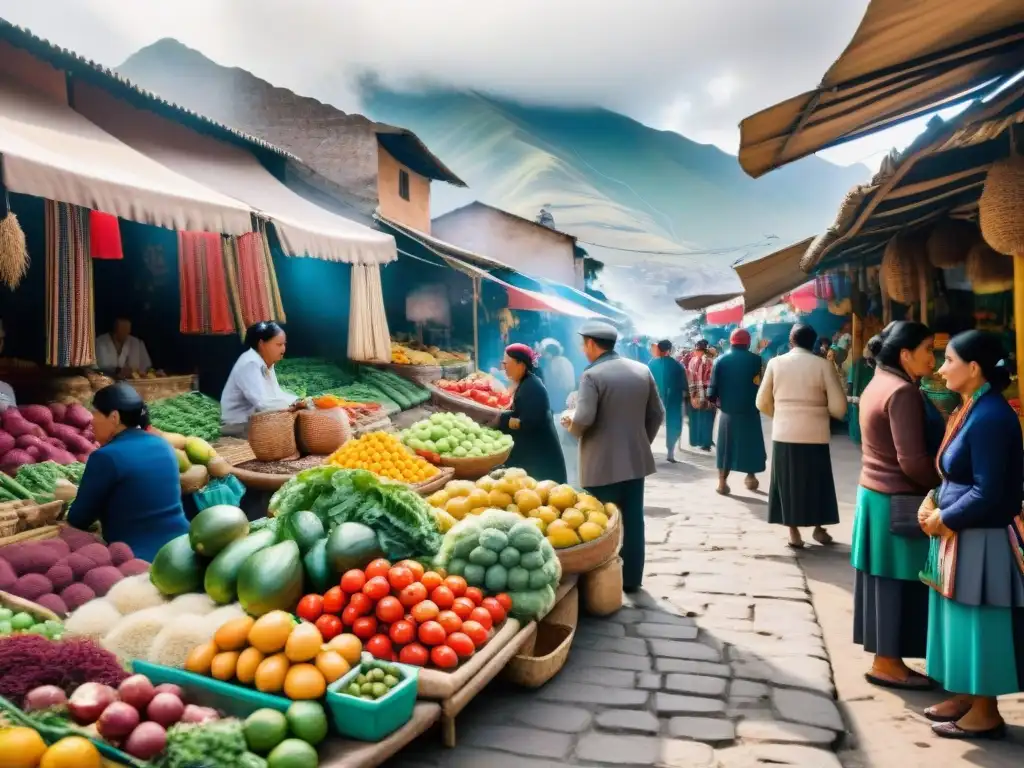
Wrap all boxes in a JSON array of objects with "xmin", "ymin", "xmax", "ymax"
[
  {"xmin": 178, "ymin": 231, "xmax": 234, "ymax": 334},
  {"xmin": 45, "ymin": 201, "xmax": 95, "ymax": 367},
  {"xmin": 223, "ymin": 220, "xmax": 286, "ymax": 334}
]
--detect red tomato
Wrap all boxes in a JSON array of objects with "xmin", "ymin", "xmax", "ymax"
[
  {"xmin": 399, "ymin": 582, "xmax": 428, "ymax": 609},
  {"xmin": 461, "ymin": 620, "xmax": 488, "ymax": 648},
  {"xmin": 399, "ymin": 642, "xmax": 429, "ymax": 667},
  {"xmin": 387, "ymin": 566, "xmax": 415, "ymax": 591},
  {"xmin": 443, "ymin": 575, "xmax": 467, "ymax": 597},
  {"xmin": 451, "ymin": 597, "xmax": 476, "ymax": 620},
  {"xmin": 323, "ymin": 586, "xmax": 346, "ymax": 615},
  {"xmin": 396, "ymin": 560, "xmax": 426, "ymax": 581},
  {"xmin": 315, "ymin": 614, "xmax": 343, "ymax": 641},
  {"xmin": 446, "ymin": 632, "xmax": 475, "ymax": 659},
  {"xmin": 420, "ymin": 571, "xmax": 444, "ymax": 592},
  {"xmin": 365, "ymin": 634, "xmax": 393, "ymax": 660},
  {"xmin": 389, "ymin": 619, "xmax": 416, "ymax": 646},
  {"xmin": 362, "ymin": 576, "xmax": 391, "ymax": 601},
  {"xmin": 436, "ymin": 610, "xmax": 463, "ymax": 635},
  {"xmin": 464, "ymin": 587, "xmax": 484, "ymax": 606},
  {"xmin": 352, "ymin": 616, "xmax": 378, "ymax": 640},
  {"xmin": 340, "ymin": 569, "xmax": 367, "ymax": 594},
  {"xmin": 376, "ymin": 596, "xmax": 404, "ymax": 624},
  {"xmin": 494, "ymin": 593, "xmax": 513, "ymax": 613},
  {"xmin": 418, "ymin": 620, "xmax": 447, "ymax": 647},
  {"xmin": 348, "ymin": 592, "xmax": 373, "ymax": 617},
  {"xmin": 410, "ymin": 600, "xmax": 439, "ymax": 623},
  {"xmin": 431, "ymin": 585, "xmax": 455, "ymax": 610},
  {"xmin": 469, "ymin": 607, "xmax": 493, "ymax": 631},
  {"xmin": 296, "ymin": 594, "xmax": 324, "ymax": 622},
  {"xmin": 341, "ymin": 605, "xmax": 361, "ymax": 628},
  {"xmin": 430, "ymin": 644, "xmax": 459, "ymax": 670},
  {"xmin": 364, "ymin": 558, "xmax": 392, "ymax": 580},
  {"xmin": 481, "ymin": 597, "xmax": 507, "ymax": 624}
]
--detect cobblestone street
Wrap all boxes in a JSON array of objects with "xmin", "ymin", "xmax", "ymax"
[{"xmin": 393, "ymin": 433, "xmax": 846, "ymax": 767}]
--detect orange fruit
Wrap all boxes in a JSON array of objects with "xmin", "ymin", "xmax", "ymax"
[
  {"xmin": 214, "ymin": 616, "xmax": 255, "ymax": 651},
  {"xmin": 315, "ymin": 650, "xmax": 351, "ymax": 683},
  {"xmin": 248, "ymin": 610, "xmax": 295, "ymax": 654},
  {"xmin": 255, "ymin": 653, "xmax": 291, "ymax": 693},
  {"xmin": 284, "ymin": 663, "xmax": 327, "ymax": 700},
  {"xmin": 236, "ymin": 646, "xmax": 265, "ymax": 684},
  {"xmin": 284, "ymin": 622, "xmax": 323, "ymax": 663},
  {"xmin": 184, "ymin": 641, "xmax": 218, "ymax": 675},
  {"xmin": 210, "ymin": 651, "xmax": 240, "ymax": 681},
  {"xmin": 40, "ymin": 736, "xmax": 100, "ymax": 768},
  {"xmin": 0, "ymin": 727, "xmax": 48, "ymax": 768},
  {"xmin": 325, "ymin": 633, "xmax": 362, "ymax": 665}
]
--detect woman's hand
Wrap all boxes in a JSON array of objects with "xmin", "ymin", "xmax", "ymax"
[
  {"xmin": 288, "ymin": 399, "xmax": 308, "ymax": 412},
  {"xmin": 921, "ymin": 509, "xmax": 951, "ymax": 537},
  {"xmin": 508, "ymin": 417, "xmax": 521, "ymax": 430}
]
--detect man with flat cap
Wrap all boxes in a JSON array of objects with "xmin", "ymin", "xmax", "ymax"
[
  {"xmin": 562, "ymin": 320, "xmax": 665, "ymax": 592},
  {"xmin": 708, "ymin": 328, "xmax": 766, "ymax": 495}
]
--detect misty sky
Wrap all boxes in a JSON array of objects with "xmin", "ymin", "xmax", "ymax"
[{"xmin": 0, "ymin": 0, "xmax": 941, "ymax": 171}]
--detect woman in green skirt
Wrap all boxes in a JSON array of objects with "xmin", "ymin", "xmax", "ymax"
[
  {"xmin": 920, "ymin": 331, "xmax": 1024, "ymax": 740},
  {"xmin": 846, "ymin": 344, "xmax": 874, "ymax": 445},
  {"xmin": 852, "ymin": 322, "xmax": 939, "ymax": 690}
]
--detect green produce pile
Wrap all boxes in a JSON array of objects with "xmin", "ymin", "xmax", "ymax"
[
  {"xmin": 357, "ymin": 368, "xmax": 430, "ymax": 410},
  {"xmin": 149, "ymin": 392, "xmax": 222, "ymax": 443},
  {"xmin": 9, "ymin": 462, "xmax": 85, "ymax": 503},
  {"xmin": 0, "ymin": 472, "xmax": 34, "ymax": 503},
  {"xmin": 401, "ymin": 412, "xmax": 512, "ymax": 458},
  {"xmin": 340, "ymin": 660, "xmax": 405, "ymax": 700},
  {"xmin": 0, "ymin": 608, "xmax": 64, "ymax": 640},
  {"xmin": 150, "ymin": 467, "xmax": 442, "ymax": 616},
  {"xmin": 275, "ymin": 358, "xmax": 355, "ymax": 397},
  {"xmin": 243, "ymin": 702, "xmax": 327, "ymax": 765},
  {"xmin": 436, "ymin": 509, "xmax": 561, "ymax": 620},
  {"xmin": 275, "ymin": 358, "xmax": 429, "ymax": 414}
]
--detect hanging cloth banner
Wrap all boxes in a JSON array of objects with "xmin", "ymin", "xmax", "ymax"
[
  {"xmin": 88, "ymin": 211, "xmax": 123, "ymax": 260},
  {"xmin": 45, "ymin": 201, "xmax": 95, "ymax": 367},
  {"xmin": 178, "ymin": 231, "xmax": 235, "ymax": 335},
  {"xmin": 223, "ymin": 220, "xmax": 286, "ymax": 336}
]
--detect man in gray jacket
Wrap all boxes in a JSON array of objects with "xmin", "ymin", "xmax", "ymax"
[{"xmin": 562, "ymin": 321, "xmax": 665, "ymax": 591}]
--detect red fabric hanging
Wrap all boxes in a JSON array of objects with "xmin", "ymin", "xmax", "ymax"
[
  {"xmin": 178, "ymin": 231, "xmax": 234, "ymax": 334},
  {"xmin": 89, "ymin": 211, "xmax": 123, "ymax": 260}
]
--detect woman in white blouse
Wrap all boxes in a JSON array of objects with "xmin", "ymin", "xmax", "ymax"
[{"xmin": 220, "ymin": 322, "xmax": 301, "ymax": 437}]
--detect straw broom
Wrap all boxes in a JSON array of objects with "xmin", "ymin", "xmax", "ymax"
[{"xmin": 0, "ymin": 209, "xmax": 28, "ymax": 289}]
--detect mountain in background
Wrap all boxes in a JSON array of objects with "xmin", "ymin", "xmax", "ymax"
[{"xmin": 118, "ymin": 39, "xmax": 867, "ymax": 331}]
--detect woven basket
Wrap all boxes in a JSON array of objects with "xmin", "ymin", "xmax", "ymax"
[
  {"xmin": 0, "ymin": 508, "xmax": 19, "ymax": 538},
  {"xmin": 881, "ymin": 232, "xmax": 926, "ymax": 303},
  {"xmin": 16, "ymin": 500, "xmax": 64, "ymax": 532},
  {"xmin": 249, "ymin": 410, "xmax": 298, "ymax": 462},
  {"xmin": 412, "ymin": 466, "xmax": 455, "ymax": 496},
  {"xmin": 428, "ymin": 385, "xmax": 502, "ymax": 424},
  {"xmin": 439, "ymin": 447, "xmax": 512, "ymax": 480},
  {"xmin": 926, "ymin": 218, "xmax": 980, "ymax": 268},
  {"xmin": 980, "ymin": 152, "xmax": 1024, "ymax": 256},
  {"xmin": 297, "ymin": 408, "xmax": 351, "ymax": 455},
  {"xmin": 379, "ymin": 362, "xmax": 444, "ymax": 385},
  {"xmin": 544, "ymin": 583, "xmax": 579, "ymax": 629},
  {"xmin": 125, "ymin": 374, "xmax": 197, "ymax": 403},
  {"xmin": 556, "ymin": 510, "xmax": 621, "ymax": 575},
  {"xmin": 0, "ymin": 588, "xmax": 61, "ymax": 623},
  {"xmin": 582, "ymin": 556, "xmax": 624, "ymax": 617},
  {"xmin": 501, "ymin": 622, "xmax": 574, "ymax": 689},
  {"xmin": 966, "ymin": 242, "xmax": 1014, "ymax": 294},
  {"xmin": 211, "ymin": 437, "xmax": 257, "ymax": 467},
  {"xmin": 0, "ymin": 524, "xmax": 61, "ymax": 548}
]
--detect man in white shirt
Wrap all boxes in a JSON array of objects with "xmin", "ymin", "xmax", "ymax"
[{"xmin": 95, "ymin": 317, "xmax": 153, "ymax": 377}]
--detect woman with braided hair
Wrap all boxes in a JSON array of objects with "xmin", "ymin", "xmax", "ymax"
[{"xmin": 498, "ymin": 343, "xmax": 567, "ymax": 483}]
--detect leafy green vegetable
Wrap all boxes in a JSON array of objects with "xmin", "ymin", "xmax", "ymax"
[
  {"xmin": 160, "ymin": 718, "xmax": 249, "ymax": 768},
  {"xmin": 149, "ymin": 392, "xmax": 222, "ymax": 442},
  {"xmin": 13, "ymin": 462, "xmax": 85, "ymax": 502}
]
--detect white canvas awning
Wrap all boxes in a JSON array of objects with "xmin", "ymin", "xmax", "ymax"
[
  {"xmin": 0, "ymin": 73, "xmax": 253, "ymax": 234},
  {"xmin": 75, "ymin": 82, "xmax": 397, "ymax": 265}
]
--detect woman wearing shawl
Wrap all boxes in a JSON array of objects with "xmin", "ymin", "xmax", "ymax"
[
  {"xmin": 648, "ymin": 339, "xmax": 686, "ymax": 462},
  {"xmin": 687, "ymin": 340, "xmax": 716, "ymax": 451},
  {"xmin": 498, "ymin": 343, "xmax": 567, "ymax": 483},
  {"xmin": 918, "ymin": 331, "xmax": 1024, "ymax": 740},
  {"xmin": 708, "ymin": 329, "xmax": 766, "ymax": 494}
]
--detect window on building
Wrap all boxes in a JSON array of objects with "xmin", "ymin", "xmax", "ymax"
[{"xmin": 398, "ymin": 169, "xmax": 410, "ymax": 201}]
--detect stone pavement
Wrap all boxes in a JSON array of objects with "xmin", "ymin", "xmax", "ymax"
[{"xmin": 390, "ymin": 435, "xmax": 844, "ymax": 767}]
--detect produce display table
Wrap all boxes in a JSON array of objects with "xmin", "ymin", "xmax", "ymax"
[{"xmin": 319, "ymin": 702, "xmax": 441, "ymax": 768}]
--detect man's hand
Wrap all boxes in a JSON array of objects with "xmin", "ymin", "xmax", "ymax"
[
  {"xmin": 560, "ymin": 414, "xmax": 573, "ymax": 429},
  {"xmin": 288, "ymin": 399, "xmax": 308, "ymax": 413}
]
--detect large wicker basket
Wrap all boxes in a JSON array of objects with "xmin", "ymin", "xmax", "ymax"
[
  {"xmin": 882, "ymin": 232, "xmax": 926, "ymax": 304},
  {"xmin": 125, "ymin": 374, "xmax": 197, "ymax": 403},
  {"xmin": 582, "ymin": 556, "xmax": 624, "ymax": 617},
  {"xmin": 249, "ymin": 410, "xmax": 298, "ymax": 462},
  {"xmin": 439, "ymin": 447, "xmax": 512, "ymax": 479},
  {"xmin": 966, "ymin": 241, "xmax": 1014, "ymax": 294},
  {"xmin": 297, "ymin": 408, "xmax": 351, "ymax": 455},
  {"xmin": 980, "ymin": 152, "xmax": 1024, "ymax": 256},
  {"xmin": 428, "ymin": 384, "xmax": 502, "ymax": 424},
  {"xmin": 926, "ymin": 218, "xmax": 980, "ymax": 268},
  {"xmin": 501, "ymin": 622, "xmax": 574, "ymax": 689},
  {"xmin": 556, "ymin": 509, "xmax": 621, "ymax": 574},
  {"xmin": 412, "ymin": 466, "xmax": 455, "ymax": 496}
]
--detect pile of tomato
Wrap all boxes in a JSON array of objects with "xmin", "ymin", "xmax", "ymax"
[{"xmin": 295, "ymin": 558, "xmax": 510, "ymax": 670}]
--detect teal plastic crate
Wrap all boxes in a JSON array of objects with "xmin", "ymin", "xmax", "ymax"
[
  {"xmin": 133, "ymin": 659, "xmax": 292, "ymax": 719},
  {"xmin": 326, "ymin": 658, "xmax": 419, "ymax": 741}
]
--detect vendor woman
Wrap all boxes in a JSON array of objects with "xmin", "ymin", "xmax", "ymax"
[
  {"xmin": 498, "ymin": 343, "xmax": 567, "ymax": 483},
  {"xmin": 68, "ymin": 383, "xmax": 188, "ymax": 561},
  {"xmin": 221, "ymin": 321, "xmax": 300, "ymax": 438}
]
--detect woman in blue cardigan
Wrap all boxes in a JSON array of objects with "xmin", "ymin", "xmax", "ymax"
[
  {"xmin": 919, "ymin": 331, "xmax": 1024, "ymax": 740},
  {"xmin": 68, "ymin": 383, "xmax": 188, "ymax": 562}
]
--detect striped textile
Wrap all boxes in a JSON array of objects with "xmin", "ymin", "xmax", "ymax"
[
  {"xmin": 45, "ymin": 201, "xmax": 95, "ymax": 367},
  {"xmin": 178, "ymin": 231, "xmax": 234, "ymax": 334},
  {"xmin": 223, "ymin": 220, "xmax": 286, "ymax": 335}
]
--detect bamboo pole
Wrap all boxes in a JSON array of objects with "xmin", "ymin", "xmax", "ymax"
[
  {"xmin": 472, "ymin": 277, "xmax": 480, "ymax": 369},
  {"xmin": 851, "ymin": 313, "xmax": 861, "ymax": 361},
  {"xmin": 1014, "ymin": 255, "xmax": 1024, "ymax": 380}
]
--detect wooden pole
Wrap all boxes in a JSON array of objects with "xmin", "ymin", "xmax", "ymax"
[
  {"xmin": 851, "ymin": 313, "xmax": 861, "ymax": 361},
  {"xmin": 1014, "ymin": 255, "xmax": 1024, "ymax": 379},
  {"xmin": 472, "ymin": 277, "xmax": 480, "ymax": 370}
]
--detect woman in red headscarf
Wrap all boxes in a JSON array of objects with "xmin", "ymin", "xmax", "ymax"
[{"xmin": 498, "ymin": 344, "xmax": 568, "ymax": 483}]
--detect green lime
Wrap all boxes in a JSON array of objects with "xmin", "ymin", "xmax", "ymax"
[
  {"xmin": 0, "ymin": 608, "xmax": 13, "ymax": 622},
  {"xmin": 244, "ymin": 709, "xmax": 289, "ymax": 754},
  {"xmin": 267, "ymin": 738, "xmax": 318, "ymax": 768},
  {"xmin": 286, "ymin": 701, "xmax": 328, "ymax": 746},
  {"xmin": 240, "ymin": 754, "xmax": 268, "ymax": 768},
  {"xmin": 10, "ymin": 612, "xmax": 34, "ymax": 631}
]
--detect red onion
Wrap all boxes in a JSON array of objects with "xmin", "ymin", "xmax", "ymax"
[
  {"xmin": 23, "ymin": 685, "xmax": 67, "ymax": 711},
  {"xmin": 124, "ymin": 721, "xmax": 167, "ymax": 760},
  {"xmin": 180, "ymin": 704, "xmax": 219, "ymax": 724},
  {"xmin": 68, "ymin": 682, "xmax": 118, "ymax": 725},
  {"xmin": 152, "ymin": 683, "xmax": 185, "ymax": 699},
  {"xmin": 97, "ymin": 701, "xmax": 140, "ymax": 740},
  {"xmin": 117, "ymin": 675, "xmax": 155, "ymax": 711},
  {"xmin": 146, "ymin": 692, "xmax": 184, "ymax": 727}
]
